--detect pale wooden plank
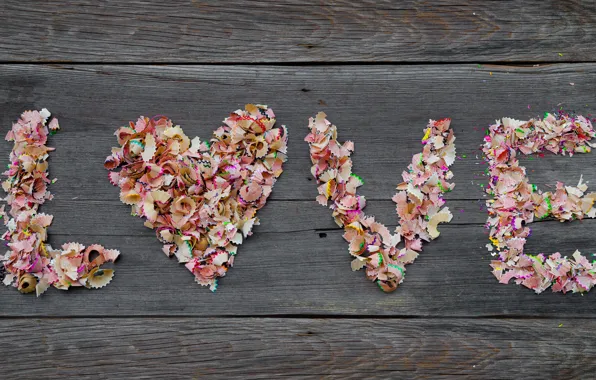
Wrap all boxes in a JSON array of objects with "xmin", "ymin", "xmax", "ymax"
[
  {"xmin": 1, "ymin": 1, "xmax": 594, "ymax": 63},
  {"xmin": 1, "ymin": 317, "xmax": 592, "ymax": 379}
]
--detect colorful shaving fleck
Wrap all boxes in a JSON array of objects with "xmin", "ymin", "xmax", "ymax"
[
  {"xmin": 105, "ymin": 104, "xmax": 287, "ymax": 291},
  {"xmin": 305, "ymin": 113, "xmax": 456, "ymax": 292},
  {"xmin": 483, "ymin": 112, "xmax": 596, "ymax": 293},
  {"xmin": 0, "ymin": 109, "xmax": 120, "ymax": 296}
]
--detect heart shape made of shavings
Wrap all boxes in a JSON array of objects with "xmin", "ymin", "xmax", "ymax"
[
  {"xmin": 0, "ymin": 109, "xmax": 121, "ymax": 297},
  {"xmin": 484, "ymin": 112, "xmax": 596, "ymax": 294},
  {"xmin": 305, "ymin": 112, "xmax": 456, "ymax": 292},
  {"xmin": 105, "ymin": 104, "xmax": 288, "ymax": 291}
]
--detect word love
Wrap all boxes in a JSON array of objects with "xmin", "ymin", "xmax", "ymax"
[
  {"xmin": 484, "ymin": 113, "xmax": 596, "ymax": 294},
  {"xmin": 306, "ymin": 113, "xmax": 456, "ymax": 292},
  {"xmin": 0, "ymin": 109, "xmax": 120, "ymax": 296},
  {"xmin": 106, "ymin": 105, "xmax": 288, "ymax": 291}
]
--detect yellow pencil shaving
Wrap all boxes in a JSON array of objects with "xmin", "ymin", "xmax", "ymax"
[
  {"xmin": 325, "ymin": 181, "xmax": 333, "ymax": 198},
  {"xmin": 40, "ymin": 243, "xmax": 48, "ymax": 257},
  {"xmin": 346, "ymin": 222, "xmax": 363, "ymax": 233}
]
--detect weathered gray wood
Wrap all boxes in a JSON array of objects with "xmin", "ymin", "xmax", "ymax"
[
  {"xmin": 2, "ymin": 196, "xmax": 565, "ymax": 236},
  {"xmin": 1, "ymin": 1, "xmax": 595, "ymax": 63},
  {"xmin": 13, "ymin": 199, "xmax": 482, "ymax": 237},
  {"xmin": 1, "ymin": 317, "xmax": 593, "ymax": 379},
  {"xmin": 2, "ymin": 64, "xmax": 596, "ymax": 317},
  {"xmin": 1, "ymin": 218, "xmax": 596, "ymax": 317},
  {"xmin": 3, "ymin": 3, "xmax": 594, "ymax": 374},
  {"xmin": 2, "ymin": 64, "xmax": 596, "ymax": 202}
]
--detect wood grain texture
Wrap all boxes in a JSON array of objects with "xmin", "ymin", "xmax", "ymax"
[
  {"xmin": 2, "ymin": 64, "xmax": 596, "ymax": 317},
  {"xmin": 1, "ymin": 317, "xmax": 593, "ymax": 379},
  {"xmin": 4, "ymin": 220, "xmax": 596, "ymax": 317},
  {"xmin": 3, "ymin": 2, "xmax": 596, "ymax": 376},
  {"xmin": 1, "ymin": 63, "xmax": 596, "ymax": 201},
  {"xmin": 1, "ymin": 1, "xmax": 595, "ymax": 63}
]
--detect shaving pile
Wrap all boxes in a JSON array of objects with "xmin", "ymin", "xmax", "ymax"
[
  {"xmin": 106, "ymin": 104, "xmax": 287, "ymax": 291},
  {"xmin": 306, "ymin": 113, "xmax": 456, "ymax": 292},
  {"xmin": 0, "ymin": 109, "xmax": 120, "ymax": 296},
  {"xmin": 484, "ymin": 113, "xmax": 596, "ymax": 293}
]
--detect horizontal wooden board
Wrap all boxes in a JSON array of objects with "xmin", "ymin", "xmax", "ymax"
[
  {"xmin": 1, "ymin": 1, "xmax": 595, "ymax": 63},
  {"xmin": 1, "ymin": 317, "xmax": 593, "ymax": 379},
  {"xmin": 0, "ymin": 196, "xmax": 565, "ymax": 237},
  {"xmin": 1, "ymin": 64, "xmax": 596, "ymax": 317},
  {"xmin": 1, "ymin": 218, "xmax": 596, "ymax": 317},
  {"xmin": 1, "ymin": 64, "xmax": 596, "ymax": 202}
]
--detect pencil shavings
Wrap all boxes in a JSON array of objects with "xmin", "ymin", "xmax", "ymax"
[
  {"xmin": 0, "ymin": 109, "xmax": 120, "ymax": 296},
  {"xmin": 305, "ymin": 113, "xmax": 456, "ymax": 292},
  {"xmin": 484, "ymin": 112, "xmax": 596, "ymax": 294},
  {"xmin": 106, "ymin": 104, "xmax": 288, "ymax": 291}
]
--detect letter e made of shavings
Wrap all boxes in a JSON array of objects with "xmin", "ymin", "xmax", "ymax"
[{"xmin": 483, "ymin": 111, "xmax": 596, "ymax": 294}]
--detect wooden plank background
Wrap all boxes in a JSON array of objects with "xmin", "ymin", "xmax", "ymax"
[
  {"xmin": 3, "ymin": 318, "xmax": 593, "ymax": 379},
  {"xmin": 1, "ymin": 2, "xmax": 596, "ymax": 379},
  {"xmin": 1, "ymin": 0, "xmax": 595, "ymax": 63}
]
